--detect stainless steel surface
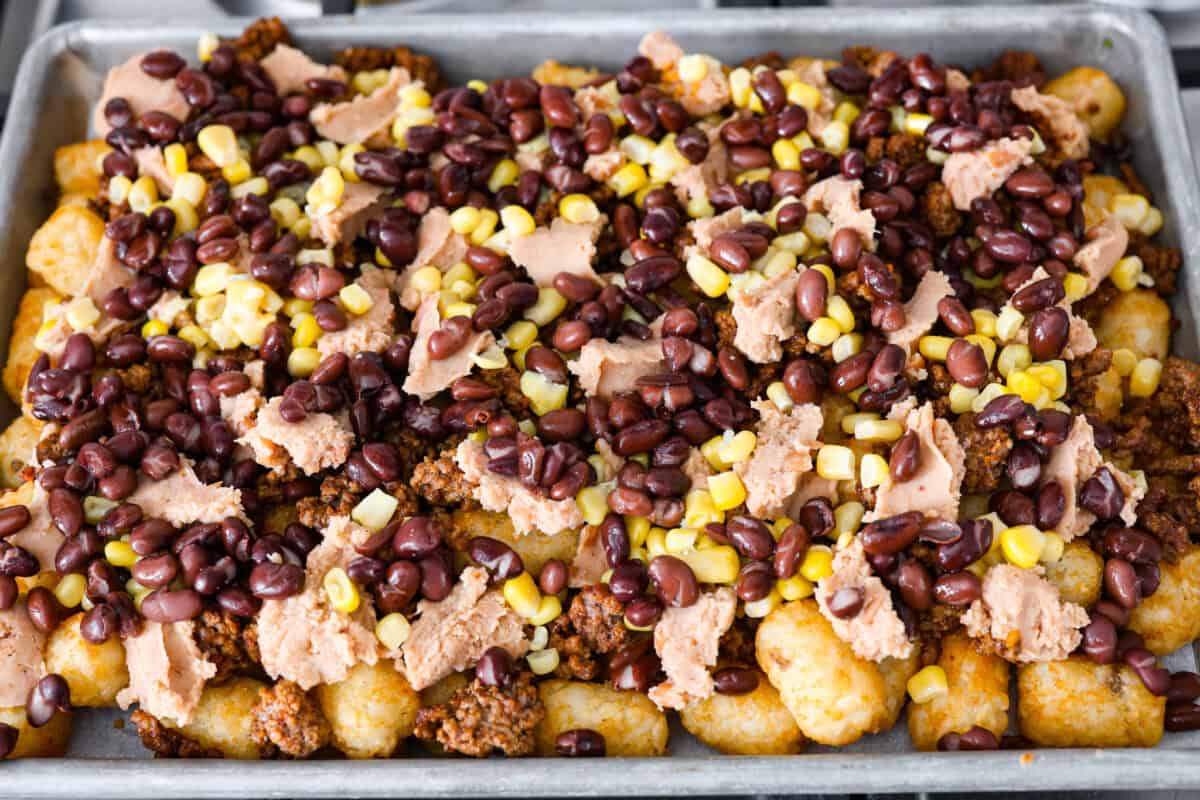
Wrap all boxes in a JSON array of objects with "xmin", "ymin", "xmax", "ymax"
[{"xmin": 1, "ymin": 5, "xmax": 1200, "ymax": 795}]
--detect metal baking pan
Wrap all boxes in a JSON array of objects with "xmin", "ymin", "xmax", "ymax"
[{"xmin": 3, "ymin": 5, "xmax": 1200, "ymax": 796}]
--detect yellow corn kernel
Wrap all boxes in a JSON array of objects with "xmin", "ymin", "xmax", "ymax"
[
  {"xmin": 820, "ymin": 120, "xmax": 850, "ymax": 155},
  {"xmin": 608, "ymin": 162, "xmax": 649, "ymax": 198},
  {"xmin": 626, "ymin": 515, "xmax": 652, "ymax": 550},
  {"xmin": 197, "ymin": 31, "xmax": 220, "ymax": 62},
  {"xmin": 576, "ymin": 485, "xmax": 610, "ymax": 527},
  {"xmin": 523, "ymin": 287, "xmax": 568, "ymax": 327},
  {"xmin": 996, "ymin": 307, "xmax": 1025, "ymax": 342},
  {"xmin": 665, "ymin": 528, "xmax": 698, "ymax": 555},
  {"xmin": 686, "ymin": 192, "xmax": 715, "ymax": 220},
  {"xmin": 773, "ymin": 231, "xmax": 812, "ymax": 255},
  {"xmin": 337, "ymin": 142, "xmax": 364, "ymax": 183},
  {"xmin": 743, "ymin": 587, "xmax": 782, "ymax": 619},
  {"xmin": 527, "ymin": 647, "xmax": 560, "ymax": 676},
  {"xmin": 501, "ymin": 320, "xmax": 537, "ymax": 353},
  {"xmin": 1040, "ymin": 531, "xmax": 1065, "ymax": 564},
  {"xmin": 375, "ymin": 612, "xmax": 411, "ymax": 650},
  {"xmin": 837, "ymin": 102, "xmax": 863, "ymax": 128},
  {"xmin": 163, "ymin": 197, "xmax": 199, "ymax": 235},
  {"xmin": 677, "ymin": 53, "xmax": 709, "ymax": 83},
  {"xmin": 306, "ymin": 166, "xmax": 345, "ymax": 211},
  {"xmin": 519, "ymin": 370, "xmax": 568, "ymax": 416},
  {"xmin": 803, "ymin": 211, "xmax": 831, "ymax": 244},
  {"xmin": 816, "ymin": 445, "xmax": 855, "ymax": 481},
  {"xmin": 764, "ymin": 137, "xmax": 800, "ymax": 171},
  {"xmin": 1111, "ymin": 255, "xmax": 1144, "ymax": 292},
  {"xmin": 1000, "ymin": 525, "xmax": 1045, "ymax": 569},
  {"xmin": 351, "ymin": 488, "xmax": 399, "ymax": 532},
  {"xmin": 197, "ymin": 124, "xmax": 239, "ymax": 167},
  {"xmin": 969, "ymin": 309, "xmax": 998, "ymax": 339},
  {"xmin": 292, "ymin": 145, "xmax": 323, "ymax": 172},
  {"xmin": 287, "ymin": 346, "xmax": 320, "ymax": 378},
  {"xmin": 860, "ymin": 453, "xmax": 889, "ymax": 489},
  {"xmin": 1139, "ymin": 206, "xmax": 1164, "ymax": 236},
  {"xmin": 788, "ymin": 81, "xmax": 822, "ymax": 110},
  {"xmin": 487, "ymin": 158, "xmax": 519, "ymax": 193},
  {"xmin": 406, "ymin": 266, "xmax": 442, "ymax": 297},
  {"xmin": 1112, "ymin": 348, "xmax": 1139, "ymax": 377},
  {"xmin": 1006, "ymin": 369, "xmax": 1044, "ymax": 404},
  {"xmin": 826, "ymin": 295, "xmax": 855, "ymax": 333},
  {"xmin": 315, "ymin": 140, "xmax": 340, "ymax": 167},
  {"xmin": 127, "ymin": 175, "xmax": 159, "ymax": 213},
  {"xmin": 777, "ymin": 573, "xmax": 814, "ymax": 601},
  {"xmin": 918, "ymin": 335, "xmax": 953, "ymax": 362},
  {"xmin": 686, "ymin": 254, "xmax": 731, "ymax": 299},
  {"xmin": 529, "ymin": 594, "xmax": 563, "ymax": 626},
  {"xmin": 177, "ymin": 324, "xmax": 210, "ymax": 350},
  {"xmin": 903, "ymin": 112, "xmax": 934, "ymax": 137},
  {"xmin": 766, "ymin": 381, "xmax": 793, "ymax": 412},
  {"xmin": 503, "ymin": 572, "xmax": 542, "ymax": 618},
  {"xmin": 681, "ymin": 545, "xmax": 740, "ymax": 585},
  {"xmin": 708, "ymin": 472, "xmax": 747, "ymax": 511},
  {"xmin": 854, "ymin": 419, "xmax": 904, "ymax": 443},
  {"xmin": 718, "ymin": 430, "xmax": 757, "ymax": 465},
  {"xmin": 108, "ymin": 174, "xmax": 132, "ymax": 205},
  {"xmin": 468, "ymin": 208, "xmax": 499, "ymax": 246},
  {"xmin": 292, "ymin": 314, "xmax": 322, "ymax": 348},
  {"xmin": 835, "ymin": 501, "xmax": 865, "ymax": 536},
  {"xmin": 1130, "ymin": 357, "xmax": 1163, "ymax": 398},
  {"xmin": 965, "ymin": 334, "xmax": 996, "ymax": 366},
  {"xmin": 841, "ymin": 412, "xmax": 880, "ymax": 435},
  {"xmin": 559, "ymin": 194, "xmax": 600, "ymax": 225},
  {"xmin": 729, "ymin": 67, "xmax": 753, "ymax": 107},
  {"xmin": 529, "ymin": 625, "xmax": 550, "ymax": 651},
  {"xmin": 221, "ymin": 158, "xmax": 252, "ymax": 185},
  {"xmin": 997, "ymin": 343, "xmax": 1032, "ymax": 378},
  {"xmin": 291, "ymin": 217, "xmax": 312, "ymax": 240},
  {"xmin": 83, "ymin": 496, "xmax": 118, "ymax": 525},
  {"xmin": 323, "ymin": 567, "xmax": 360, "ymax": 614},
  {"xmin": 643, "ymin": 526, "xmax": 667, "ymax": 559},
  {"xmin": 942, "ymin": 383, "xmax": 978, "ymax": 414},
  {"xmin": 799, "ymin": 545, "xmax": 834, "ymax": 582},
  {"xmin": 162, "ymin": 142, "xmax": 189, "ymax": 177},
  {"xmin": 807, "ymin": 317, "xmax": 841, "ymax": 347},
  {"xmin": 52, "ymin": 573, "xmax": 86, "ymax": 609},
  {"xmin": 499, "ymin": 204, "xmax": 536, "ymax": 237},
  {"xmin": 831, "ymin": 332, "xmax": 863, "ymax": 363},
  {"xmin": 450, "ymin": 206, "xmax": 482, "ymax": 235},
  {"xmin": 338, "ymin": 283, "xmax": 374, "ymax": 316},
  {"xmin": 700, "ymin": 436, "xmax": 730, "ymax": 471},
  {"xmin": 1109, "ymin": 193, "xmax": 1150, "ymax": 230},
  {"xmin": 140, "ymin": 316, "xmax": 170, "ymax": 339},
  {"xmin": 1063, "ymin": 272, "xmax": 1088, "ymax": 303},
  {"xmin": 907, "ymin": 665, "xmax": 949, "ymax": 704},
  {"xmin": 105, "ymin": 540, "xmax": 138, "ymax": 568},
  {"xmin": 683, "ymin": 489, "xmax": 724, "ymax": 528}
]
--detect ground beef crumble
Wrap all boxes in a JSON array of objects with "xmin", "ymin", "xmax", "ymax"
[
  {"xmin": 548, "ymin": 585, "xmax": 630, "ymax": 680},
  {"xmin": 1130, "ymin": 235, "xmax": 1183, "ymax": 297},
  {"xmin": 413, "ymin": 671, "xmax": 544, "ymax": 757},
  {"xmin": 923, "ymin": 182, "xmax": 962, "ymax": 238},
  {"xmin": 333, "ymin": 45, "xmax": 444, "ymax": 91},
  {"xmin": 1136, "ymin": 478, "xmax": 1196, "ymax": 562},
  {"xmin": 130, "ymin": 710, "xmax": 222, "ymax": 759},
  {"xmin": 228, "ymin": 17, "xmax": 291, "ymax": 61},
  {"xmin": 297, "ymin": 475, "xmax": 363, "ymax": 531},
  {"xmin": 1150, "ymin": 357, "xmax": 1200, "ymax": 451},
  {"xmin": 479, "ymin": 367, "xmax": 531, "ymax": 416},
  {"xmin": 192, "ymin": 609, "xmax": 260, "ymax": 683},
  {"xmin": 953, "ymin": 413, "xmax": 1013, "ymax": 493},
  {"xmin": 1068, "ymin": 348, "xmax": 1115, "ymax": 419},
  {"xmin": 970, "ymin": 50, "xmax": 1045, "ymax": 87},
  {"xmin": 250, "ymin": 680, "xmax": 331, "ymax": 759},
  {"xmin": 411, "ymin": 447, "xmax": 478, "ymax": 507}
]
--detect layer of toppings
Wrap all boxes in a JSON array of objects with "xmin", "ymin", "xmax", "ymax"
[{"xmin": 2, "ymin": 18, "xmax": 1194, "ymax": 758}]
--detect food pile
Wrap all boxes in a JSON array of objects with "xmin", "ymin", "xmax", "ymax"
[{"xmin": 2, "ymin": 18, "xmax": 1199, "ymax": 759}]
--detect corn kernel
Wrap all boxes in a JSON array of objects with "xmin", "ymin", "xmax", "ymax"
[
  {"xmin": 83, "ymin": 496, "xmax": 118, "ymax": 525},
  {"xmin": 105, "ymin": 540, "xmax": 138, "ymax": 568},
  {"xmin": 529, "ymin": 625, "xmax": 550, "ymax": 651},
  {"xmin": 665, "ymin": 528, "xmax": 698, "ymax": 554},
  {"xmin": 1109, "ymin": 193, "xmax": 1150, "ymax": 230},
  {"xmin": 969, "ymin": 309, "xmax": 998, "ymax": 339},
  {"xmin": 919, "ymin": 335, "xmax": 954, "ymax": 362},
  {"xmin": 999, "ymin": 524, "xmax": 1045, "ymax": 570},
  {"xmin": 677, "ymin": 53, "xmax": 709, "ymax": 83},
  {"xmin": 788, "ymin": 82, "xmax": 822, "ymax": 110},
  {"xmin": 778, "ymin": 573, "xmax": 815, "ymax": 601},
  {"xmin": 997, "ymin": 343, "xmax": 1033, "ymax": 378},
  {"xmin": 1139, "ymin": 206, "xmax": 1164, "ymax": 236},
  {"xmin": 375, "ymin": 612, "xmax": 411, "ymax": 650},
  {"xmin": 128, "ymin": 175, "xmax": 159, "ymax": 213},
  {"xmin": 503, "ymin": 572, "xmax": 542, "ymax": 618},
  {"xmin": 520, "ymin": 370, "xmax": 569, "ymax": 416},
  {"xmin": 609, "ymin": 162, "xmax": 649, "ymax": 198},
  {"xmin": 708, "ymin": 472, "xmax": 747, "ymax": 511},
  {"xmin": 351, "ymin": 488, "xmax": 399, "ymax": 532},
  {"xmin": 529, "ymin": 594, "xmax": 563, "ymax": 626},
  {"xmin": 450, "ymin": 205, "xmax": 482, "ymax": 235},
  {"xmin": 337, "ymin": 142, "xmax": 364, "ymax": 183},
  {"xmin": 1112, "ymin": 348, "xmax": 1139, "ymax": 377},
  {"xmin": 680, "ymin": 545, "xmax": 740, "ymax": 584},
  {"xmin": 686, "ymin": 193, "xmax": 715, "ymax": 220},
  {"xmin": 108, "ymin": 175, "xmax": 132, "ymax": 205},
  {"xmin": 996, "ymin": 307, "xmax": 1025, "ymax": 342},
  {"xmin": 577, "ymin": 485, "xmax": 611, "ymax": 526},
  {"xmin": 907, "ymin": 665, "xmax": 949, "ymax": 704},
  {"xmin": 686, "ymin": 254, "xmax": 731, "ymax": 299},
  {"xmin": 700, "ymin": 436, "xmax": 729, "ymax": 471},
  {"xmin": 1112, "ymin": 256, "xmax": 1144, "ymax": 292},
  {"xmin": 854, "ymin": 419, "xmax": 904, "ymax": 443},
  {"xmin": 840, "ymin": 412, "xmax": 880, "ymax": 435},
  {"xmin": 774, "ymin": 231, "xmax": 811, "ymax": 255},
  {"xmin": 197, "ymin": 31, "xmax": 220, "ymax": 62},
  {"xmin": 807, "ymin": 317, "xmax": 841, "ymax": 347},
  {"xmin": 1130, "ymin": 357, "xmax": 1163, "ymax": 397},
  {"xmin": 306, "ymin": 166, "xmax": 345, "ymax": 212},
  {"xmin": 1006, "ymin": 369, "xmax": 1044, "ymax": 404},
  {"xmin": 53, "ymin": 573, "xmax": 86, "ymax": 609},
  {"xmin": 803, "ymin": 211, "xmax": 831, "ymax": 244},
  {"xmin": 904, "ymin": 112, "xmax": 934, "ymax": 137},
  {"xmin": 524, "ymin": 287, "xmax": 568, "ymax": 327},
  {"xmin": 835, "ymin": 501, "xmax": 865, "ymax": 536},
  {"xmin": 816, "ymin": 445, "xmax": 855, "ymax": 481},
  {"xmin": 292, "ymin": 314, "xmax": 322, "ymax": 348},
  {"xmin": 177, "ymin": 324, "xmax": 210, "ymax": 350},
  {"xmin": 718, "ymin": 430, "xmax": 757, "ymax": 465},
  {"xmin": 315, "ymin": 140, "xmax": 340, "ymax": 167},
  {"xmin": 743, "ymin": 588, "xmax": 782, "ymax": 619},
  {"xmin": 683, "ymin": 489, "xmax": 723, "ymax": 528},
  {"xmin": 338, "ymin": 283, "xmax": 374, "ymax": 316},
  {"xmin": 826, "ymin": 295, "xmax": 855, "ymax": 333},
  {"xmin": 619, "ymin": 135, "xmax": 656, "ymax": 164},
  {"xmin": 820, "ymin": 120, "xmax": 850, "ymax": 155},
  {"xmin": 559, "ymin": 194, "xmax": 600, "ymax": 225},
  {"xmin": 939, "ymin": 383, "xmax": 977, "ymax": 415},
  {"xmin": 487, "ymin": 158, "xmax": 519, "ymax": 193},
  {"xmin": 291, "ymin": 145, "xmax": 323, "ymax": 172},
  {"xmin": 197, "ymin": 124, "xmax": 239, "ymax": 167},
  {"xmin": 1040, "ymin": 531, "xmax": 1065, "ymax": 564},
  {"xmin": 860, "ymin": 453, "xmax": 889, "ymax": 489},
  {"xmin": 1063, "ymin": 272, "xmax": 1089, "ymax": 302},
  {"xmin": 771, "ymin": 138, "xmax": 801, "ymax": 171},
  {"xmin": 831, "ymin": 332, "xmax": 863, "ymax": 363},
  {"xmin": 626, "ymin": 515, "xmax": 652, "ymax": 550},
  {"xmin": 799, "ymin": 545, "xmax": 834, "ymax": 582},
  {"xmin": 497, "ymin": 204, "xmax": 535, "ymax": 238},
  {"xmin": 323, "ymin": 567, "xmax": 361, "ymax": 614},
  {"xmin": 730, "ymin": 67, "xmax": 753, "ymax": 107},
  {"xmin": 766, "ymin": 381, "xmax": 793, "ymax": 412},
  {"xmin": 163, "ymin": 142, "xmax": 189, "ymax": 177},
  {"xmin": 163, "ymin": 197, "xmax": 199, "ymax": 235},
  {"xmin": 221, "ymin": 158, "xmax": 252, "ymax": 185},
  {"xmin": 527, "ymin": 647, "xmax": 560, "ymax": 675}
]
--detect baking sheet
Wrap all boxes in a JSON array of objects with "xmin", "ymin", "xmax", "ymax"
[{"xmin": 2, "ymin": 5, "xmax": 1200, "ymax": 795}]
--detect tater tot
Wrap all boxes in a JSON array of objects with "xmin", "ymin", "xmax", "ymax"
[
  {"xmin": 679, "ymin": 671, "xmax": 805, "ymax": 755},
  {"xmin": 535, "ymin": 680, "xmax": 668, "ymax": 756},
  {"xmin": 53, "ymin": 139, "xmax": 110, "ymax": 195},
  {"xmin": 908, "ymin": 634, "xmax": 1010, "ymax": 752},
  {"xmin": 171, "ymin": 677, "xmax": 265, "ymax": 759},
  {"xmin": 878, "ymin": 649, "xmax": 921, "ymax": 728},
  {"xmin": 44, "ymin": 613, "xmax": 128, "ymax": 707},
  {"xmin": 1018, "ymin": 657, "xmax": 1164, "ymax": 748},
  {"xmin": 450, "ymin": 509, "xmax": 578, "ymax": 575},
  {"xmin": 1043, "ymin": 66, "xmax": 1126, "ymax": 141},
  {"xmin": 1043, "ymin": 541, "xmax": 1104, "ymax": 607},
  {"xmin": 0, "ymin": 415, "xmax": 41, "ymax": 489},
  {"xmin": 0, "ymin": 707, "xmax": 71, "ymax": 758},
  {"xmin": 1129, "ymin": 548, "xmax": 1200, "ymax": 656},
  {"xmin": 1095, "ymin": 289, "xmax": 1172, "ymax": 360},
  {"xmin": 315, "ymin": 660, "xmax": 419, "ymax": 759},
  {"xmin": 756, "ymin": 599, "xmax": 891, "ymax": 746},
  {"xmin": 4, "ymin": 288, "xmax": 60, "ymax": 404}
]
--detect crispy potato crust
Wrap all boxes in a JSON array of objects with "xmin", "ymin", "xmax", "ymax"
[
  {"xmin": 44, "ymin": 613, "xmax": 128, "ymax": 707},
  {"xmin": 1043, "ymin": 540, "xmax": 1104, "ymax": 608},
  {"xmin": 535, "ymin": 680, "xmax": 668, "ymax": 757},
  {"xmin": 315, "ymin": 660, "xmax": 419, "ymax": 759},
  {"xmin": 908, "ymin": 633, "xmax": 1010, "ymax": 752},
  {"xmin": 679, "ymin": 671, "xmax": 805, "ymax": 755},
  {"xmin": 1129, "ymin": 548, "xmax": 1200, "ymax": 656}
]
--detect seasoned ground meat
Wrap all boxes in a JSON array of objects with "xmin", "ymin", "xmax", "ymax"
[
  {"xmin": 923, "ymin": 182, "xmax": 962, "ymax": 238},
  {"xmin": 250, "ymin": 680, "xmax": 331, "ymax": 759},
  {"xmin": 413, "ymin": 671, "xmax": 544, "ymax": 757},
  {"xmin": 411, "ymin": 447, "xmax": 478, "ymax": 507},
  {"xmin": 383, "ymin": 425, "xmax": 441, "ymax": 479},
  {"xmin": 296, "ymin": 474, "xmax": 362, "ymax": 530},
  {"xmin": 130, "ymin": 710, "xmax": 221, "ymax": 759},
  {"xmin": 719, "ymin": 616, "xmax": 758, "ymax": 667},
  {"xmin": 1152, "ymin": 357, "xmax": 1200, "ymax": 451},
  {"xmin": 548, "ymin": 585, "xmax": 630, "ymax": 680},
  {"xmin": 117, "ymin": 363, "xmax": 154, "ymax": 395},
  {"xmin": 741, "ymin": 51, "xmax": 786, "ymax": 72},
  {"xmin": 192, "ymin": 609, "xmax": 260, "ymax": 683},
  {"xmin": 887, "ymin": 133, "xmax": 926, "ymax": 168},
  {"xmin": 916, "ymin": 604, "xmax": 963, "ymax": 667},
  {"xmin": 333, "ymin": 45, "xmax": 444, "ymax": 92},
  {"xmin": 953, "ymin": 413, "xmax": 1012, "ymax": 493},
  {"xmin": 1068, "ymin": 348, "xmax": 1115, "ymax": 419},
  {"xmin": 1136, "ymin": 478, "xmax": 1195, "ymax": 562},
  {"xmin": 229, "ymin": 17, "xmax": 291, "ymax": 61},
  {"xmin": 841, "ymin": 46, "xmax": 899, "ymax": 78},
  {"xmin": 971, "ymin": 50, "xmax": 1045, "ymax": 87},
  {"xmin": 479, "ymin": 367, "xmax": 531, "ymax": 416},
  {"xmin": 1131, "ymin": 234, "xmax": 1182, "ymax": 297},
  {"xmin": 714, "ymin": 308, "xmax": 737, "ymax": 352}
]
